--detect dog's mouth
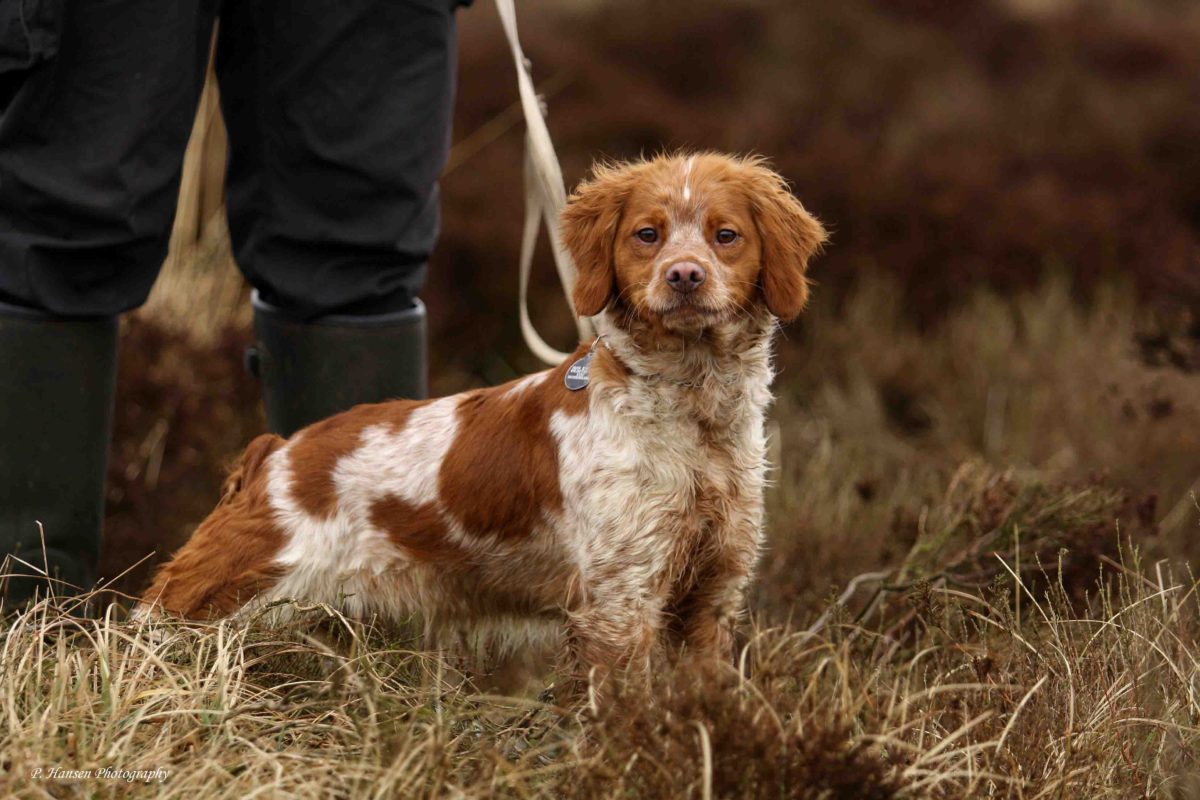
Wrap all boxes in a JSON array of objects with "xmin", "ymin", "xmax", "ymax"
[{"xmin": 658, "ymin": 298, "xmax": 727, "ymax": 330}]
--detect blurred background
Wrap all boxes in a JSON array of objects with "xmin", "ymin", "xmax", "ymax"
[{"xmin": 105, "ymin": 0, "xmax": 1200, "ymax": 620}]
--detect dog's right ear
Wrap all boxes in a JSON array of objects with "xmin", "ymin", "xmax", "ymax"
[{"xmin": 560, "ymin": 163, "xmax": 635, "ymax": 318}]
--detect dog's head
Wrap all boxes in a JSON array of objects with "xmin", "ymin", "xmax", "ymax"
[{"xmin": 561, "ymin": 153, "xmax": 827, "ymax": 333}]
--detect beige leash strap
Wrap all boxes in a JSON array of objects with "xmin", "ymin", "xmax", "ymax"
[{"xmin": 495, "ymin": 0, "xmax": 595, "ymax": 365}]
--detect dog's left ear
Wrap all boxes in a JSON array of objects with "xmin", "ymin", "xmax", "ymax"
[{"xmin": 744, "ymin": 162, "xmax": 828, "ymax": 322}]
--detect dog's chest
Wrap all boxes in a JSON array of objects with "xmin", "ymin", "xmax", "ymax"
[{"xmin": 558, "ymin": 379, "xmax": 767, "ymax": 546}]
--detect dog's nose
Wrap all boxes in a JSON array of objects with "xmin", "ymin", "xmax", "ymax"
[{"xmin": 664, "ymin": 261, "xmax": 706, "ymax": 293}]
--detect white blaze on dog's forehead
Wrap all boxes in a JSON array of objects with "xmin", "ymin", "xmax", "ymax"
[
  {"xmin": 669, "ymin": 156, "xmax": 709, "ymax": 239},
  {"xmin": 681, "ymin": 155, "xmax": 696, "ymax": 202}
]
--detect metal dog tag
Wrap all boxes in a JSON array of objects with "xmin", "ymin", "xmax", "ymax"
[{"xmin": 564, "ymin": 351, "xmax": 592, "ymax": 391}]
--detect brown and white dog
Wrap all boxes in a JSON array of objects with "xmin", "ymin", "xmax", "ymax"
[{"xmin": 139, "ymin": 152, "xmax": 826, "ymax": 680}]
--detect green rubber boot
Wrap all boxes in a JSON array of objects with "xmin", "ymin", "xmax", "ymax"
[
  {"xmin": 0, "ymin": 300, "xmax": 117, "ymax": 606},
  {"xmin": 247, "ymin": 292, "xmax": 428, "ymax": 437}
]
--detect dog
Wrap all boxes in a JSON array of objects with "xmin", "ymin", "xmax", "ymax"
[{"xmin": 139, "ymin": 152, "xmax": 826, "ymax": 683}]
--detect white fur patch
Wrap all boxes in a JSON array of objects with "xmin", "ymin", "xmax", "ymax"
[
  {"xmin": 263, "ymin": 396, "xmax": 462, "ymax": 618},
  {"xmin": 503, "ymin": 371, "xmax": 549, "ymax": 399}
]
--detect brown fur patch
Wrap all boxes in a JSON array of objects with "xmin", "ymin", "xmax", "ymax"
[
  {"xmin": 589, "ymin": 342, "xmax": 629, "ymax": 391},
  {"xmin": 368, "ymin": 495, "xmax": 468, "ymax": 563},
  {"xmin": 141, "ymin": 433, "xmax": 287, "ymax": 619},
  {"xmin": 287, "ymin": 401, "xmax": 419, "ymax": 518},
  {"xmin": 438, "ymin": 343, "xmax": 592, "ymax": 539}
]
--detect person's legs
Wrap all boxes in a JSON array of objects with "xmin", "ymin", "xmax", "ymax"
[
  {"xmin": 0, "ymin": 0, "xmax": 217, "ymax": 602},
  {"xmin": 219, "ymin": 0, "xmax": 466, "ymax": 435},
  {"xmin": 0, "ymin": 0, "xmax": 218, "ymax": 316}
]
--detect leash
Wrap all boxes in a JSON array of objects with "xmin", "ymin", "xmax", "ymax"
[{"xmin": 494, "ymin": 0, "xmax": 595, "ymax": 365}]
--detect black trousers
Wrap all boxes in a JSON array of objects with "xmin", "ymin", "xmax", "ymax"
[{"xmin": 0, "ymin": 0, "xmax": 465, "ymax": 319}]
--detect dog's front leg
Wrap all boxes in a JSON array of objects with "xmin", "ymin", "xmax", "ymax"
[
  {"xmin": 676, "ymin": 573, "xmax": 746, "ymax": 664},
  {"xmin": 563, "ymin": 581, "xmax": 665, "ymax": 700},
  {"xmin": 675, "ymin": 516, "xmax": 763, "ymax": 664}
]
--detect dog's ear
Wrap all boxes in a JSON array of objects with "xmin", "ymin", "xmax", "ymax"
[
  {"xmin": 560, "ymin": 163, "xmax": 635, "ymax": 318},
  {"xmin": 743, "ymin": 160, "xmax": 828, "ymax": 322}
]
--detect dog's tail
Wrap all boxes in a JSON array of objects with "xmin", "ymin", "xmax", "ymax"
[
  {"xmin": 219, "ymin": 433, "xmax": 286, "ymax": 504},
  {"xmin": 135, "ymin": 433, "xmax": 288, "ymax": 620}
]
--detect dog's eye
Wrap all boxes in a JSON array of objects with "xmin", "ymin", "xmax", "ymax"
[
  {"xmin": 715, "ymin": 229, "xmax": 739, "ymax": 245},
  {"xmin": 635, "ymin": 227, "xmax": 658, "ymax": 244}
]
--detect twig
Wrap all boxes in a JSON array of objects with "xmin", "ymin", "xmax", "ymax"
[{"xmin": 806, "ymin": 569, "xmax": 893, "ymax": 635}]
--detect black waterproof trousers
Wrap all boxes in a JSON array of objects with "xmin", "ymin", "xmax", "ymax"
[{"xmin": 0, "ymin": 0, "xmax": 466, "ymax": 318}]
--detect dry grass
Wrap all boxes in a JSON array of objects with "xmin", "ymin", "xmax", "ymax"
[
  {"xmin": 139, "ymin": 52, "xmax": 249, "ymax": 348},
  {"xmin": 3, "ymin": 539, "xmax": 1199, "ymax": 798},
  {"xmin": 66, "ymin": 257, "xmax": 1198, "ymax": 797},
  {"xmin": 760, "ymin": 277, "xmax": 1200, "ymax": 620}
]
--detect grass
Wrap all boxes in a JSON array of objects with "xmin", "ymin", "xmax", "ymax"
[
  {"xmin": 3, "ymin": 546, "xmax": 1199, "ymax": 797},
  {"xmin": 759, "ymin": 277, "xmax": 1199, "ymax": 620}
]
